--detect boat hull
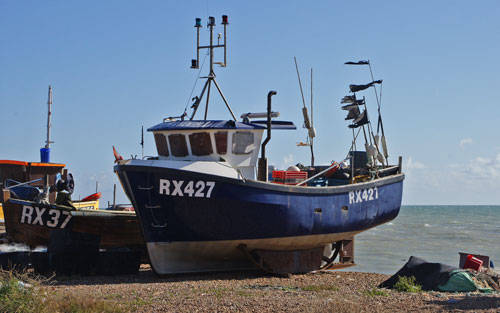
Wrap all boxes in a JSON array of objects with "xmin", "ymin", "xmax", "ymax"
[
  {"xmin": 1, "ymin": 191, "xmax": 144, "ymax": 250},
  {"xmin": 115, "ymin": 161, "xmax": 404, "ymax": 274}
]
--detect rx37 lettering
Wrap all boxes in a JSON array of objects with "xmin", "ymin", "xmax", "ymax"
[
  {"xmin": 159, "ymin": 179, "xmax": 215, "ymax": 198},
  {"xmin": 20, "ymin": 205, "xmax": 72, "ymax": 228}
]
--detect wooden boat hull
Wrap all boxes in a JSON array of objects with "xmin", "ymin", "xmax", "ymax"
[{"xmin": 1, "ymin": 190, "xmax": 144, "ymax": 250}]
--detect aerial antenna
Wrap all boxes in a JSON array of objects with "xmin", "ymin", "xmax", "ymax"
[
  {"xmin": 45, "ymin": 85, "xmax": 53, "ymax": 149},
  {"xmin": 310, "ymin": 68, "xmax": 315, "ymax": 167},
  {"xmin": 189, "ymin": 15, "xmax": 236, "ymax": 121},
  {"xmin": 294, "ymin": 57, "xmax": 315, "ymax": 166},
  {"xmin": 40, "ymin": 85, "xmax": 54, "ymax": 164},
  {"xmin": 140, "ymin": 125, "xmax": 144, "ymax": 159}
]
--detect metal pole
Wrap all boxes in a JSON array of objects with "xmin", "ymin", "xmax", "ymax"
[
  {"xmin": 190, "ymin": 78, "xmax": 210, "ymax": 120},
  {"xmin": 45, "ymin": 85, "xmax": 53, "ymax": 149},
  {"xmin": 141, "ymin": 126, "xmax": 144, "ymax": 159},
  {"xmin": 212, "ymin": 78, "xmax": 237, "ymax": 120},
  {"xmin": 223, "ymin": 22, "xmax": 227, "ymax": 66},
  {"xmin": 113, "ymin": 184, "xmax": 116, "ymax": 208},
  {"xmin": 204, "ymin": 80, "xmax": 212, "ymax": 120},
  {"xmin": 209, "ymin": 22, "xmax": 214, "ymax": 77},
  {"xmin": 310, "ymin": 68, "xmax": 314, "ymax": 167},
  {"xmin": 196, "ymin": 26, "xmax": 200, "ymax": 68}
]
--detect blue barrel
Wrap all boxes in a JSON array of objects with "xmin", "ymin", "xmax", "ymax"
[{"xmin": 40, "ymin": 148, "xmax": 51, "ymax": 163}]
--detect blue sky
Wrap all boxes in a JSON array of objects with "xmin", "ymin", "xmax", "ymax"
[{"xmin": 1, "ymin": 1, "xmax": 499, "ymax": 205}]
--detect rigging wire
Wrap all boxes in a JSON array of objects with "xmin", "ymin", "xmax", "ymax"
[
  {"xmin": 367, "ymin": 61, "xmax": 384, "ymax": 136},
  {"xmin": 182, "ymin": 50, "xmax": 210, "ymax": 116}
]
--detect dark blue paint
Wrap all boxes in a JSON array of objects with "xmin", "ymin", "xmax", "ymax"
[{"xmin": 115, "ymin": 165, "xmax": 403, "ymax": 244}]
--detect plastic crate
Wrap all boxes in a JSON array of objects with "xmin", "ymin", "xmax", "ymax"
[
  {"xmin": 272, "ymin": 170, "xmax": 308, "ymax": 185},
  {"xmin": 463, "ymin": 254, "xmax": 483, "ymax": 271}
]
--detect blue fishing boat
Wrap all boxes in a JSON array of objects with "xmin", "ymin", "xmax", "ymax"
[{"xmin": 114, "ymin": 16, "xmax": 404, "ymax": 275}]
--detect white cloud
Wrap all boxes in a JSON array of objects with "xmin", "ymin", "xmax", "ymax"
[
  {"xmin": 450, "ymin": 153, "xmax": 500, "ymax": 179},
  {"xmin": 404, "ymin": 157, "xmax": 425, "ymax": 170},
  {"xmin": 459, "ymin": 138, "xmax": 473, "ymax": 149}
]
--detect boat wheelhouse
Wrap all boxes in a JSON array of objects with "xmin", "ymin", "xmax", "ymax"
[{"xmin": 148, "ymin": 119, "xmax": 295, "ymax": 180}]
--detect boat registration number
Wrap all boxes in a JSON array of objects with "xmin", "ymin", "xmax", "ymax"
[
  {"xmin": 20, "ymin": 205, "xmax": 72, "ymax": 228},
  {"xmin": 349, "ymin": 187, "xmax": 379, "ymax": 204},
  {"xmin": 159, "ymin": 179, "xmax": 215, "ymax": 198}
]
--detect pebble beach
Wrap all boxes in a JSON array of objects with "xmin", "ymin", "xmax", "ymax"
[{"xmin": 49, "ymin": 265, "xmax": 500, "ymax": 312}]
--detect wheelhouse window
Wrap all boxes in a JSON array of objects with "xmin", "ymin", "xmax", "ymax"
[
  {"xmin": 154, "ymin": 133, "xmax": 169, "ymax": 157},
  {"xmin": 232, "ymin": 131, "xmax": 254, "ymax": 155},
  {"xmin": 189, "ymin": 132, "xmax": 213, "ymax": 156},
  {"xmin": 214, "ymin": 131, "xmax": 228, "ymax": 155},
  {"xmin": 168, "ymin": 134, "xmax": 188, "ymax": 157}
]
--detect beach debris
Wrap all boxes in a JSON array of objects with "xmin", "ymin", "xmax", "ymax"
[
  {"xmin": 381, "ymin": 256, "xmax": 500, "ymax": 293},
  {"xmin": 380, "ymin": 256, "xmax": 476, "ymax": 292}
]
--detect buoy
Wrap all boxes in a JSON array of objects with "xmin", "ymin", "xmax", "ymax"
[
  {"xmin": 381, "ymin": 136, "xmax": 389, "ymax": 159},
  {"xmin": 377, "ymin": 153, "xmax": 385, "ymax": 164},
  {"xmin": 367, "ymin": 145, "xmax": 377, "ymax": 157}
]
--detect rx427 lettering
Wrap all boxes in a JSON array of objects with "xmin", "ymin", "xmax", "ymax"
[
  {"xmin": 159, "ymin": 179, "xmax": 215, "ymax": 198},
  {"xmin": 349, "ymin": 187, "xmax": 379, "ymax": 204},
  {"xmin": 20, "ymin": 205, "xmax": 72, "ymax": 228}
]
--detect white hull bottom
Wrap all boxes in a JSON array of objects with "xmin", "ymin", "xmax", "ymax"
[{"xmin": 147, "ymin": 230, "xmax": 360, "ymax": 275}]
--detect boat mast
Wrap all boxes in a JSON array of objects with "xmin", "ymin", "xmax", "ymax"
[
  {"xmin": 45, "ymin": 85, "xmax": 53, "ymax": 149},
  {"xmin": 190, "ymin": 15, "xmax": 236, "ymax": 121},
  {"xmin": 310, "ymin": 68, "xmax": 315, "ymax": 167}
]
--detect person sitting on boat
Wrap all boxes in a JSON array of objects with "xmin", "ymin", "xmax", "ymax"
[{"xmin": 55, "ymin": 174, "xmax": 75, "ymax": 209}]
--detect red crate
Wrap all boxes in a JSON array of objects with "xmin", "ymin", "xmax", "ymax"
[
  {"xmin": 272, "ymin": 170, "xmax": 308, "ymax": 185},
  {"xmin": 463, "ymin": 255, "xmax": 483, "ymax": 271}
]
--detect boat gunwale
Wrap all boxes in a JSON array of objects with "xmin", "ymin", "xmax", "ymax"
[
  {"xmin": 0, "ymin": 160, "xmax": 66, "ymax": 167},
  {"xmin": 6, "ymin": 198, "xmax": 136, "ymax": 217},
  {"xmin": 114, "ymin": 161, "xmax": 404, "ymax": 195}
]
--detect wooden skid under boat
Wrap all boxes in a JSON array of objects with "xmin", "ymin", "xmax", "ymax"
[{"xmin": 1, "ymin": 189, "xmax": 144, "ymax": 249}]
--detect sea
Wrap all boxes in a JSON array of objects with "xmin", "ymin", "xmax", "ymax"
[{"xmin": 351, "ymin": 205, "xmax": 500, "ymax": 275}]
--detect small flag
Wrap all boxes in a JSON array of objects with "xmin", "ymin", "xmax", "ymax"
[
  {"xmin": 341, "ymin": 95, "xmax": 356, "ymax": 104},
  {"xmin": 355, "ymin": 98, "xmax": 365, "ymax": 106},
  {"xmin": 342, "ymin": 98, "xmax": 364, "ymax": 111},
  {"xmin": 113, "ymin": 146, "xmax": 124, "ymax": 163},
  {"xmin": 342, "ymin": 103, "xmax": 358, "ymax": 111},
  {"xmin": 345, "ymin": 60, "xmax": 370, "ymax": 65},
  {"xmin": 349, "ymin": 80, "xmax": 383, "ymax": 93},
  {"xmin": 348, "ymin": 110, "xmax": 369, "ymax": 128},
  {"xmin": 345, "ymin": 106, "xmax": 360, "ymax": 120}
]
